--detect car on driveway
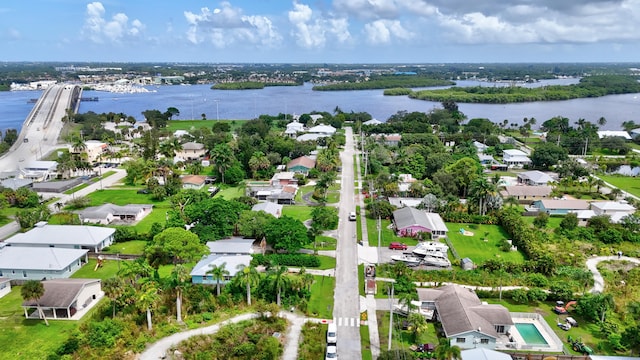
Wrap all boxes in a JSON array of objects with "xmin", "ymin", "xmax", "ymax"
[{"xmin": 388, "ymin": 242, "xmax": 408, "ymax": 250}]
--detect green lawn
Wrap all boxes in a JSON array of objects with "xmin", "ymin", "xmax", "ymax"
[
  {"xmin": 599, "ymin": 175, "xmax": 640, "ymax": 198},
  {"xmin": 304, "ymin": 235, "xmax": 336, "ymax": 251},
  {"xmin": 377, "ymin": 310, "xmax": 438, "ymax": 351},
  {"xmin": 307, "ymin": 275, "xmax": 335, "ymax": 319},
  {"xmin": 0, "ymin": 286, "xmax": 91, "ymax": 360},
  {"xmin": 315, "ymin": 255, "xmax": 337, "ymax": 270},
  {"xmin": 86, "ymin": 189, "xmax": 170, "ymax": 206},
  {"xmin": 132, "ymin": 205, "xmax": 171, "ymax": 234},
  {"xmin": 360, "ymin": 325, "xmax": 373, "ymax": 360},
  {"xmin": 167, "ymin": 119, "xmax": 247, "ymax": 132},
  {"xmin": 366, "ymin": 217, "xmax": 419, "ymax": 247},
  {"xmin": 522, "ymin": 216, "xmax": 563, "ymax": 230},
  {"xmin": 445, "ymin": 223, "xmax": 526, "ymax": 264},
  {"xmin": 295, "ymin": 186, "xmax": 314, "ymax": 203},
  {"xmin": 214, "ymin": 185, "xmax": 246, "ymax": 199},
  {"xmin": 282, "ymin": 205, "xmax": 314, "ymax": 223},
  {"xmin": 103, "ymin": 240, "xmax": 148, "ymax": 255},
  {"xmin": 71, "ymin": 259, "xmax": 121, "ymax": 280}
]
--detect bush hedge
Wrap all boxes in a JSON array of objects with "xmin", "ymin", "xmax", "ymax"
[{"xmin": 251, "ymin": 254, "xmax": 321, "ymax": 268}]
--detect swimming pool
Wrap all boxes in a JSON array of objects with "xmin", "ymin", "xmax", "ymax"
[{"xmin": 515, "ymin": 323, "xmax": 548, "ymax": 345}]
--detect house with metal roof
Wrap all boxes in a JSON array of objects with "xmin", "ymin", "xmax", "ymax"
[
  {"xmin": 5, "ymin": 222, "xmax": 115, "ymax": 252},
  {"xmin": 363, "ymin": 119, "xmax": 383, "ymax": 126},
  {"xmin": 22, "ymin": 278, "xmax": 102, "ymax": 320},
  {"xmin": 307, "ymin": 124, "xmax": 336, "ymax": 135},
  {"xmin": 0, "ymin": 244, "xmax": 88, "ymax": 280},
  {"xmin": 20, "ymin": 161, "xmax": 58, "ymax": 182},
  {"xmin": 181, "ymin": 174, "xmax": 207, "ymax": 189},
  {"xmin": 287, "ymin": 156, "xmax": 316, "ymax": 175},
  {"xmin": 393, "ymin": 207, "xmax": 448, "ymax": 239},
  {"xmin": 252, "ymin": 202, "xmax": 283, "ymax": 218},
  {"xmin": 461, "ymin": 348, "xmax": 511, "ymax": 360},
  {"xmin": 532, "ymin": 199, "xmax": 590, "ymax": 215},
  {"xmin": 190, "ymin": 254, "xmax": 252, "ymax": 285},
  {"xmin": 417, "ymin": 285, "xmax": 513, "ymax": 350},
  {"xmin": 206, "ymin": 238, "xmax": 256, "ymax": 255},
  {"xmin": 502, "ymin": 149, "xmax": 531, "ymax": 167},
  {"xmin": 590, "ymin": 201, "xmax": 636, "ymax": 216},
  {"xmin": 76, "ymin": 203, "xmax": 154, "ymax": 225},
  {"xmin": 517, "ymin": 170, "xmax": 555, "ymax": 186},
  {"xmin": 500, "ymin": 185, "xmax": 553, "ymax": 204},
  {"xmin": 597, "ymin": 130, "xmax": 631, "ymax": 140}
]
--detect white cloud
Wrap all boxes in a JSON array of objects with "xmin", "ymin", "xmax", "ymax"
[
  {"xmin": 288, "ymin": 1, "xmax": 352, "ymax": 49},
  {"xmin": 82, "ymin": 1, "xmax": 144, "ymax": 43},
  {"xmin": 363, "ymin": 19, "xmax": 414, "ymax": 45},
  {"xmin": 184, "ymin": 2, "xmax": 281, "ymax": 48}
]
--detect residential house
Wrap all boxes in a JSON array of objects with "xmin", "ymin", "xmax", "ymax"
[
  {"xmin": 296, "ymin": 133, "xmax": 328, "ymax": 142},
  {"xmin": 397, "ymin": 174, "xmax": 417, "ymax": 193},
  {"xmin": 0, "ymin": 244, "xmax": 88, "ymax": 280},
  {"xmin": 500, "ymin": 186, "xmax": 552, "ymax": 204},
  {"xmin": 388, "ymin": 197, "xmax": 423, "ymax": 208},
  {"xmin": 473, "ymin": 141, "xmax": 489, "ymax": 153},
  {"xmin": 20, "ymin": 161, "xmax": 58, "ymax": 182},
  {"xmin": 190, "ymin": 254, "xmax": 252, "ymax": 285},
  {"xmin": 285, "ymin": 120, "xmax": 304, "ymax": 138},
  {"xmin": 307, "ymin": 124, "xmax": 336, "ymax": 135},
  {"xmin": 373, "ymin": 133, "xmax": 402, "ymax": 146},
  {"xmin": 173, "ymin": 130, "xmax": 190, "ymax": 138},
  {"xmin": 597, "ymin": 131, "xmax": 631, "ymax": 140},
  {"xmin": 572, "ymin": 210, "xmax": 597, "ymax": 226},
  {"xmin": 532, "ymin": 199, "xmax": 590, "ymax": 215},
  {"xmin": 270, "ymin": 172, "xmax": 297, "ymax": 187},
  {"xmin": 206, "ymin": 238, "xmax": 256, "ymax": 255},
  {"xmin": 478, "ymin": 154, "xmax": 495, "ymax": 166},
  {"xmin": 590, "ymin": 201, "xmax": 636, "ymax": 216},
  {"xmin": 0, "ymin": 178, "xmax": 32, "ymax": 190},
  {"xmin": 517, "ymin": 171, "xmax": 555, "ymax": 186},
  {"xmin": 417, "ymin": 285, "xmax": 513, "ymax": 350},
  {"xmin": 287, "ymin": 156, "xmax": 316, "ymax": 175},
  {"xmin": 181, "ymin": 175, "xmax": 207, "ymax": 189},
  {"xmin": 309, "ymin": 114, "xmax": 324, "ymax": 124},
  {"xmin": 5, "ymin": 222, "xmax": 115, "ymax": 252},
  {"xmin": 630, "ymin": 128, "xmax": 640, "ymax": 138},
  {"xmin": 0, "ymin": 278, "xmax": 11, "ymax": 298},
  {"xmin": 175, "ymin": 142, "xmax": 206, "ymax": 161},
  {"xmin": 363, "ymin": 119, "xmax": 383, "ymax": 126},
  {"xmin": 502, "ymin": 149, "xmax": 531, "ymax": 167},
  {"xmin": 76, "ymin": 203, "xmax": 154, "ymax": 225},
  {"xmin": 460, "ymin": 348, "xmax": 511, "ymax": 360},
  {"xmin": 252, "ymin": 202, "xmax": 283, "ymax": 218},
  {"xmin": 22, "ymin": 278, "xmax": 102, "ymax": 320},
  {"xmin": 393, "ymin": 207, "xmax": 448, "ymax": 239},
  {"xmin": 267, "ymin": 186, "xmax": 297, "ymax": 205}
]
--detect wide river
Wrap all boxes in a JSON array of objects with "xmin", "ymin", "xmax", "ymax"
[{"xmin": 1, "ymin": 78, "xmax": 639, "ymax": 133}]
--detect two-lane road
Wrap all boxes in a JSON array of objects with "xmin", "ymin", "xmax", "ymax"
[{"xmin": 334, "ymin": 126, "xmax": 362, "ymax": 359}]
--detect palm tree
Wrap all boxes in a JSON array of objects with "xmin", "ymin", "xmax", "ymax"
[
  {"xmin": 210, "ymin": 144, "xmax": 235, "ymax": 184},
  {"xmin": 207, "ymin": 263, "xmax": 229, "ymax": 296},
  {"xmin": 268, "ymin": 265, "xmax": 290, "ymax": 306},
  {"xmin": 408, "ymin": 312, "xmax": 429, "ymax": 342},
  {"xmin": 248, "ymin": 151, "xmax": 271, "ymax": 179},
  {"xmin": 236, "ymin": 264, "xmax": 260, "ymax": 306},
  {"xmin": 610, "ymin": 188, "xmax": 623, "ymax": 200},
  {"xmin": 138, "ymin": 281, "xmax": 161, "ymax": 331},
  {"xmin": 103, "ymin": 277, "xmax": 126, "ymax": 318},
  {"xmin": 469, "ymin": 177, "xmax": 497, "ymax": 216},
  {"xmin": 298, "ymin": 267, "xmax": 314, "ymax": 292},
  {"xmin": 434, "ymin": 338, "xmax": 462, "ymax": 360},
  {"xmin": 170, "ymin": 264, "xmax": 190, "ymax": 323},
  {"xmin": 21, "ymin": 280, "xmax": 49, "ymax": 326}
]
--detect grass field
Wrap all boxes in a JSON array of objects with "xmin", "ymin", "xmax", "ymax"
[
  {"xmin": 377, "ymin": 310, "xmax": 438, "ymax": 351},
  {"xmin": 304, "ymin": 235, "xmax": 336, "ymax": 251},
  {"xmin": 315, "ymin": 255, "xmax": 337, "ymax": 270},
  {"xmin": 71, "ymin": 259, "xmax": 121, "ymax": 280},
  {"xmin": 166, "ymin": 119, "xmax": 247, "ymax": 132},
  {"xmin": 214, "ymin": 184, "xmax": 245, "ymax": 199},
  {"xmin": 282, "ymin": 205, "xmax": 314, "ymax": 223},
  {"xmin": 307, "ymin": 275, "xmax": 335, "ymax": 319},
  {"xmin": 366, "ymin": 217, "xmax": 419, "ymax": 247},
  {"xmin": 599, "ymin": 175, "xmax": 640, "ymax": 198},
  {"xmin": 103, "ymin": 240, "xmax": 148, "ymax": 255},
  {"xmin": 86, "ymin": 189, "xmax": 170, "ymax": 206},
  {"xmin": 0, "ymin": 286, "xmax": 89, "ymax": 360},
  {"xmin": 446, "ymin": 223, "xmax": 526, "ymax": 263}
]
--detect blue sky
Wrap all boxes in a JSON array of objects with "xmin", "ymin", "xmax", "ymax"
[{"xmin": 1, "ymin": 0, "xmax": 640, "ymax": 63}]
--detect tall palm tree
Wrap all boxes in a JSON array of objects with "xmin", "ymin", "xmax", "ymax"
[
  {"xmin": 236, "ymin": 264, "xmax": 260, "ymax": 305},
  {"xmin": 170, "ymin": 264, "xmax": 190, "ymax": 323},
  {"xmin": 138, "ymin": 281, "xmax": 161, "ymax": 331},
  {"xmin": 434, "ymin": 338, "xmax": 462, "ymax": 360},
  {"xmin": 248, "ymin": 151, "xmax": 271, "ymax": 179},
  {"xmin": 210, "ymin": 144, "xmax": 235, "ymax": 184},
  {"xmin": 298, "ymin": 267, "xmax": 314, "ymax": 292},
  {"xmin": 469, "ymin": 177, "xmax": 496, "ymax": 216},
  {"xmin": 21, "ymin": 280, "xmax": 49, "ymax": 326},
  {"xmin": 408, "ymin": 312, "xmax": 429, "ymax": 342},
  {"xmin": 207, "ymin": 263, "xmax": 229, "ymax": 296},
  {"xmin": 268, "ymin": 265, "xmax": 290, "ymax": 306},
  {"xmin": 610, "ymin": 188, "xmax": 623, "ymax": 200},
  {"xmin": 103, "ymin": 276, "xmax": 126, "ymax": 318}
]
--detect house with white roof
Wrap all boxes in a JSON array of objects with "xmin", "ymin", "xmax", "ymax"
[
  {"xmin": 285, "ymin": 120, "xmax": 304, "ymax": 138},
  {"xmin": 517, "ymin": 170, "xmax": 555, "ymax": 186},
  {"xmin": 20, "ymin": 161, "xmax": 58, "ymax": 182},
  {"xmin": 76, "ymin": 203, "xmax": 153, "ymax": 225},
  {"xmin": 473, "ymin": 141, "xmax": 489, "ymax": 153},
  {"xmin": 363, "ymin": 119, "xmax": 383, "ymax": 126},
  {"xmin": 307, "ymin": 124, "xmax": 336, "ymax": 135},
  {"xmin": 206, "ymin": 237, "xmax": 256, "ymax": 255},
  {"xmin": 296, "ymin": 133, "xmax": 328, "ymax": 142},
  {"xmin": 190, "ymin": 255, "xmax": 252, "ymax": 285},
  {"xmin": 590, "ymin": 201, "xmax": 636, "ymax": 216},
  {"xmin": 252, "ymin": 202, "xmax": 283, "ymax": 218},
  {"xmin": 502, "ymin": 149, "xmax": 531, "ymax": 167},
  {"xmin": 597, "ymin": 131, "xmax": 631, "ymax": 140},
  {"xmin": 22, "ymin": 278, "xmax": 102, "ymax": 320},
  {"xmin": 0, "ymin": 244, "xmax": 88, "ymax": 280},
  {"xmin": 630, "ymin": 128, "xmax": 640, "ymax": 138},
  {"xmin": 0, "ymin": 278, "xmax": 11, "ymax": 298},
  {"xmin": 5, "ymin": 222, "xmax": 115, "ymax": 252}
]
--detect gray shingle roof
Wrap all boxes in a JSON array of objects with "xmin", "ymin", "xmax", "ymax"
[
  {"xmin": 77, "ymin": 203, "xmax": 153, "ymax": 219},
  {"xmin": 393, "ymin": 207, "xmax": 429, "ymax": 230},
  {"xmin": 22, "ymin": 279, "xmax": 100, "ymax": 308}
]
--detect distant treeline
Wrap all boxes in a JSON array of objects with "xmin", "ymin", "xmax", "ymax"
[
  {"xmin": 211, "ymin": 81, "xmax": 301, "ymax": 90},
  {"xmin": 312, "ymin": 76, "xmax": 453, "ymax": 91},
  {"xmin": 406, "ymin": 75, "xmax": 640, "ymax": 103}
]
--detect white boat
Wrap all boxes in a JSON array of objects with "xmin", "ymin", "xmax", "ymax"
[
  {"xmin": 391, "ymin": 254, "xmax": 422, "ymax": 267},
  {"xmin": 421, "ymin": 252, "xmax": 451, "ymax": 267},
  {"xmin": 412, "ymin": 241, "xmax": 449, "ymax": 257}
]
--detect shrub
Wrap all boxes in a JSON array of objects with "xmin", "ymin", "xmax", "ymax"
[
  {"xmin": 251, "ymin": 254, "xmax": 321, "ymax": 268},
  {"xmin": 83, "ymin": 318, "xmax": 124, "ymax": 348},
  {"xmin": 526, "ymin": 273, "xmax": 549, "ymax": 288},
  {"xmin": 527, "ymin": 288, "xmax": 548, "ymax": 302},
  {"xmin": 114, "ymin": 226, "xmax": 139, "ymax": 242}
]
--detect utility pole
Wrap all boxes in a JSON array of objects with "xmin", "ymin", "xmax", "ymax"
[
  {"xmin": 377, "ymin": 215, "xmax": 382, "ymax": 266},
  {"xmin": 388, "ymin": 283, "xmax": 394, "ymax": 351}
]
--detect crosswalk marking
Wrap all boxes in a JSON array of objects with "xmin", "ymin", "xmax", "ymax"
[{"xmin": 333, "ymin": 317, "xmax": 365, "ymax": 327}]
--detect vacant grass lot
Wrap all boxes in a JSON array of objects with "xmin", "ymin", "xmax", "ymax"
[
  {"xmin": 304, "ymin": 235, "xmax": 336, "ymax": 251},
  {"xmin": 86, "ymin": 189, "xmax": 169, "ymax": 206},
  {"xmin": 366, "ymin": 217, "xmax": 419, "ymax": 247},
  {"xmin": 103, "ymin": 240, "xmax": 148, "ymax": 255},
  {"xmin": 307, "ymin": 275, "xmax": 335, "ymax": 319},
  {"xmin": 599, "ymin": 175, "xmax": 640, "ymax": 198},
  {"xmin": 0, "ymin": 286, "xmax": 90, "ymax": 360},
  {"xmin": 72, "ymin": 259, "xmax": 194, "ymax": 281},
  {"xmin": 282, "ymin": 205, "xmax": 314, "ymax": 223},
  {"xmin": 446, "ymin": 223, "xmax": 526, "ymax": 264},
  {"xmin": 214, "ymin": 184, "xmax": 245, "ymax": 199},
  {"xmin": 315, "ymin": 255, "xmax": 337, "ymax": 270}
]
